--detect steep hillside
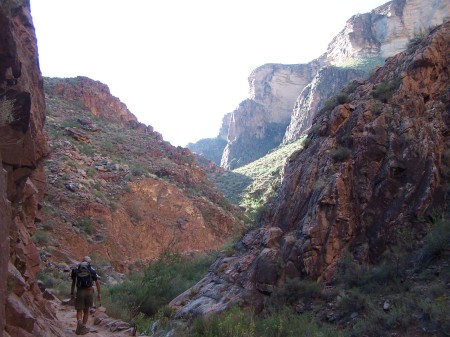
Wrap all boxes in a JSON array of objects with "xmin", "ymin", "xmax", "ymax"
[
  {"xmin": 210, "ymin": 136, "xmax": 307, "ymax": 217},
  {"xmin": 169, "ymin": 21, "xmax": 450, "ymax": 336},
  {"xmin": 189, "ymin": 0, "xmax": 449, "ymax": 169},
  {"xmin": 41, "ymin": 76, "xmax": 244, "ymax": 269}
]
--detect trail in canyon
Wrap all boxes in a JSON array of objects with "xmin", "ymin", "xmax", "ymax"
[{"xmin": 52, "ymin": 299, "xmax": 143, "ymax": 337}]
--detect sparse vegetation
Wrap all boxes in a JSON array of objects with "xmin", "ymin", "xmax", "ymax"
[
  {"xmin": 330, "ymin": 146, "xmax": 352, "ymax": 161},
  {"xmin": 103, "ymin": 249, "xmax": 215, "ymax": 330},
  {"xmin": 190, "ymin": 306, "xmax": 343, "ymax": 337},
  {"xmin": 336, "ymin": 57, "xmax": 385, "ymax": 72},
  {"xmin": 407, "ymin": 26, "xmax": 436, "ymax": 50},
  {"xmin": 211, "ymin": 137, "xmax": 306, "ymax": 224},
  {"xmin": 32, "ymin": 230, "xmax": 50, "ymax": 245},
  {"xmin": 76, "ymin": 216, "xmax": 94, "ymax": 234},
  {"xmin": 371, "ymin": 77, "xmax": 402, "ymax": 102}
]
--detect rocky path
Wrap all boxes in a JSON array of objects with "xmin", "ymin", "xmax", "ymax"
[{"xmin": 52, "ymin": 299, "xmax": 140, "ymax": 337}]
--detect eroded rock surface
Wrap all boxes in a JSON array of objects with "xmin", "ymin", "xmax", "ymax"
[
  {"xmin": 0, "ymin": 1, "xmax": 67, "ymax": 335},
  {"xmin": 171, "ymin": 21, "xmax": 450, "ymax": 318},
  {"xmin": 191, "ymin": 0, "xmax": 449, "ymax": 169}
]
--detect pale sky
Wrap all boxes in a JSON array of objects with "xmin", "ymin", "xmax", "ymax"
[{"xmin": 30, "ymin": 0, "xmax": 388, "ymax": 147}]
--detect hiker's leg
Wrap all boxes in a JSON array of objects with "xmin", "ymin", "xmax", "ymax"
[
  {"xmin": 82, "ymin": 308, "xmax": 89, "ymax": 325},
  {"xmin": 76, "ymin": 309, "xmax": 83, "ymax": 322}
]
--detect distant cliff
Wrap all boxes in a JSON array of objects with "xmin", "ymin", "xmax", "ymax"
[
  {"xmin": 189, "ymin": 0, "xmax": 450, "ymax": 169},
  {"xmin": 172, "ymin": 20, "xmax": 450, "ymax": 319},
  {"xmin": 283, "ymin": 0, "xmax": 450, "ymax": 143}
]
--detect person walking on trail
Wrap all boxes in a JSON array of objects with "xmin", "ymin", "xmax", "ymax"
[{"xmin": 71, "ymin": 256, "xmax": 101, "ymax": 335}]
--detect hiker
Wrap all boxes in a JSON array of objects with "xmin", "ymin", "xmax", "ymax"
[{"xmin": 70, "ymin": 256, "xmax": 101, "ymax": 335}]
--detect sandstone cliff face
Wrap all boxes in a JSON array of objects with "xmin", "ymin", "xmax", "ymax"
[
  {"xmin": 283, "ymin": 67, "xmax": 366, "ymax": 143},
  {"xmin": 219, "ymin": 64, "xmax": 319, "ymax": 169},
  {"xmin": 284, "ymin": 0, "xmax": 450, "ymax": 144},
  {"xmin": 192, "ymin": 0, "xmax": 449, "ymax": 169},
  {"xmin": 0, "ymin": 1, "xmax": 67, "ymax": 336},
  {"xmin": 171, "ymin": 21, "xmax": 450, "ymax": 318},
  {"xmin": 323, "ymin": 0, "xmax": 450, "ymax": 63}
]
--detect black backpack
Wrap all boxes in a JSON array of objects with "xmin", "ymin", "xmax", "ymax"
[{"xmin": 76, "ymin": 262, "xmax": 93, "ymax": 289}]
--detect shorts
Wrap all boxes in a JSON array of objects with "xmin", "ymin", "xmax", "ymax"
[{"xmin": 75, "ymin": 288, "xmax": 94, "ymax": 310}]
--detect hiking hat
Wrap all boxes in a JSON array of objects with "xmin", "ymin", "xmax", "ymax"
[{"xmin": 83, "ymin": 256, "xmax": 92, "ymax": 263}]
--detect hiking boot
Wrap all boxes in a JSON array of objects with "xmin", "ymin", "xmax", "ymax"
[
  {"xmin": 76, "ymin": 325, "xmax": 90, "ymax": 335},
  {"xmin": 75, "ymin": 320, "xmax": 83, "ymax": 335}
]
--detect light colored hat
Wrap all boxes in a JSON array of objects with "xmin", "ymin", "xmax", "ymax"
[{"xmin": 82, "ymin": 256, "xmax": 92, "ymax": 263}]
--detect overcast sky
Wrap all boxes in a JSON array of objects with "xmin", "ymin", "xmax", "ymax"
[{"xmin": 30, "ymin": 0, "xmax": 388, "ymax": 147}]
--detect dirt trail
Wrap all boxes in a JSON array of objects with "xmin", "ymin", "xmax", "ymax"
[{"xmin": 52, "ymin": 299, "xmax": 140, "ymax": 337}]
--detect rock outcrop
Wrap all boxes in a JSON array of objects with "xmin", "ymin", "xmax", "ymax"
[
  {"xmin": 220, "ymin": 63, "xmax": 319, "ymax": 169},
  {"xmin": 45, "ymin": 76, "xmax": 139, "ymax": 126},
  {"xmin": 284, "ymin": 0, "xmax": 450, "ymax": 144},
  {"xmin": 190, "ymin": 0, "xmax": 449, "ymax": 169},
  {"xmin": 283, "ymin": 67, "xmax": 367, "ymax": 143},
  {"xmin": 171, "ymin": 20, "xmax": 450, "ymax": 318},
  {"xmin": 0, "ymin": 1, "xmax": 67, "ymax": 336}
]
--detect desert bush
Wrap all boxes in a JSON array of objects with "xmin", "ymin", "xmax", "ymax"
[
  {"xmin": 190, "ymin": 306, "xmax": 343, "ymax": 337},
  {"xmin": 330, "ymin": 146, "xmax": 352, "ymax": 161},
  {"xmin": 77, "ymin": 142, "xmax": 95, "ymax": 156},
  {"xmin": 104, "ymin": 250, "xmax": 215, "ymax": 323},
  {"xmin": 371, "ymin": 77, "xmax": 401, "ymax": 102},
  {"xmin": 407, "ymin": 27, "xmax": 433, "ymax": 50},
  {"xmin": 76, "ymin": 216, "xmax": 94, "ymax": 234},
  {"xmin": 268, "ymin": 278, "xmax": 322, "ymax": 308},
  {"xmin": 415, "ymin": 213, "xmax": 450, "ymax": 269},
  {"xmin": 323, "ymin": 96, "xmax": 339, "ymax": 112},
  {"xmin": 32, "ymin": 230, "xmax": 50, "ymax": 245},
  {"xmin": 130, "ymin": 164, "xmax": 146, "ymax": 177}
]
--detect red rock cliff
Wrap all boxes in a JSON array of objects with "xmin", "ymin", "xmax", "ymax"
[
  {"xmin": 171, "ymin": 20, "xmax": 450, "ymax": 318},
  {"xmin": 0, "ymin": 1, "xmax": 66, "ymax": 336}
]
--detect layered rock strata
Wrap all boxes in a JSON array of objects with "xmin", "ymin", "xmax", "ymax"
[
  {"xmin": 190, "ymin": 0, "xmax": 449, "ymax": 169},
  {"xmin": 171, "ymin": 21, "xmax": 450, "ymax": 318},
  {"xmin": 284, "ymin": 0, "xmax": 450, "ymax": 143}
]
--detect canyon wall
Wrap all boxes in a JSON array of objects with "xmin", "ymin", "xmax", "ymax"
[
  {"xmin": 171, "ymin": 20, "xmax": 450, "ymax": 318},
  {"xmin": 283, "ymin": 0, "xmax": 450, "ymax": 144},
  {"xmin": 0, "ymin": 1, "xmax": 66, "ymax": 336},
  {"xmin": 190, "ymin": 0, "xmax": 450, "ymax": 169}
]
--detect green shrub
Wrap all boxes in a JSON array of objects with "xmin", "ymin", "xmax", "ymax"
[
  {"xmin": 330, "ymin": 146, "xmax": 352, "ymax": 161},
  {"xmin": 77, "ymin": 216, "xmax": 94, "ymax": 234},
  {"xmin": 268, "ymin": 278, "xmax": 322, "ymax": 308},
  {"xmin": 336, "ymin": 93, "xmax": 349, "ymax": 104},
  {"xmin": 371, "ymin": 77, "xmax": 402, "ymax": 102},
  {"xmin": 343, "ymin": 80, "xmax": 360, "ymax": 95},
  {"xmin": 130, "ymin": 164, "xmax": 146, "ymax": 177},
  {"xmin": 126, "ymin": 201, "xmax": 143, "ymax": 224},
  {"xmin": 415, "ymin": 214, "xmax": 450, "ymax": 269},
  {"xmin": 323, "ymin": 93, "xmax": 349, "ymax": 113},
  {"xmin": 190, "ymin": 306, "xmax": 344, "ymax": 337},
  {"xmin": 77, "ymin": 142, "xmax": 95, "ymax": 156},
  {"xmin": 32, "ymin": 230, "xmax": 50, "ymax": 245},
  {"xmin": 323, "ymin": 97, "xmax": 339, "ymax": 112},
  {"xmin": 336, "ymin": 289, "xmax": 366, "ymax": 315},
  {"xmin": 407, "ymin": 28, "xmax": 432, "ymax": 50},
  {"xmin": 104, "ymin": 250, "xmax": 215, "ymax": 324}
]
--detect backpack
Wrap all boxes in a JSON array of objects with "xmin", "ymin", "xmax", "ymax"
[{"xmin": 76, "ymin": 262, "xmax": 93, "ymax": 289}]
